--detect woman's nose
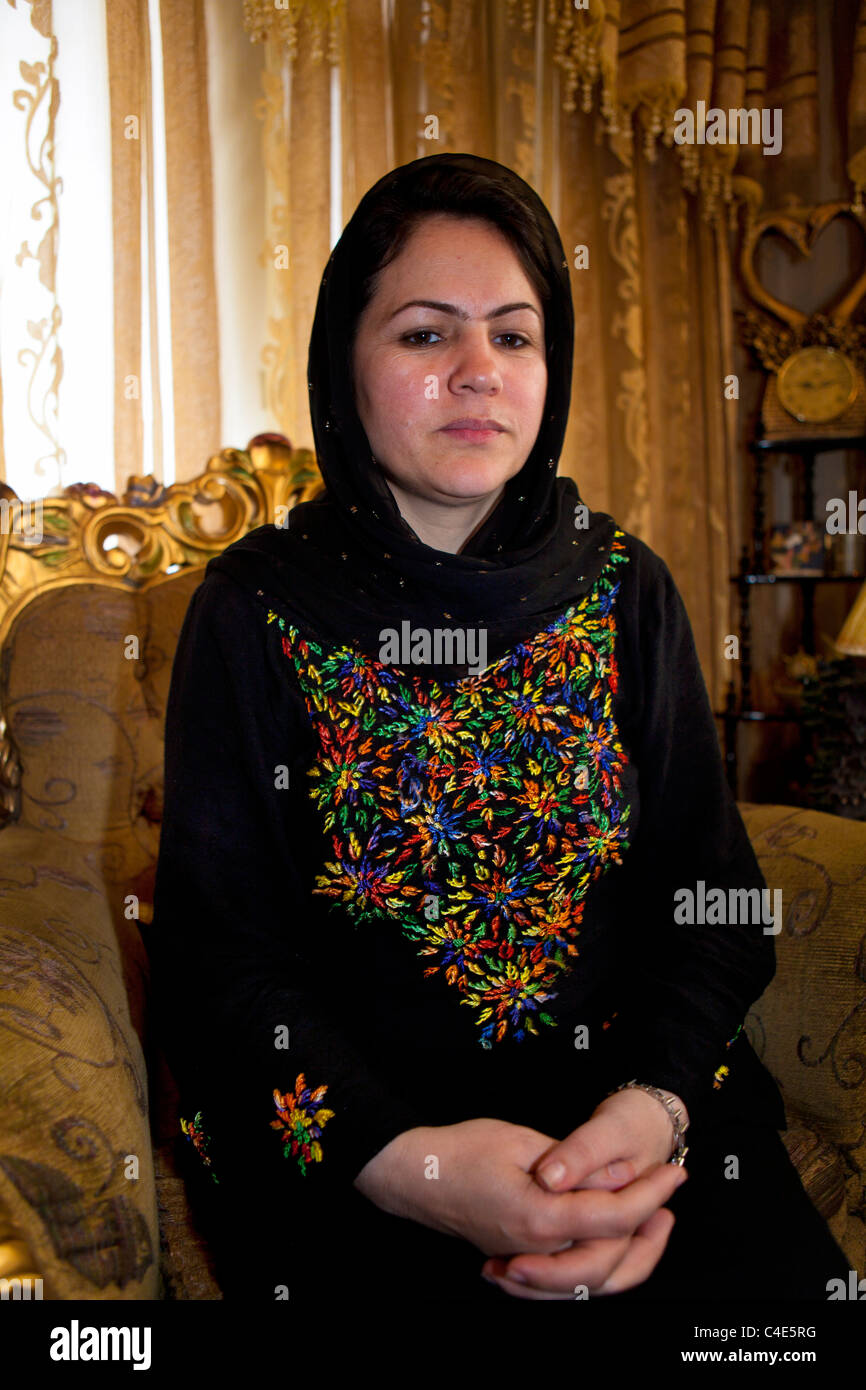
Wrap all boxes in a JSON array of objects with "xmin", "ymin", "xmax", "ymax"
[{"xmin": 448, "ymin": 330, "xmax": 503, "ymax": 390}]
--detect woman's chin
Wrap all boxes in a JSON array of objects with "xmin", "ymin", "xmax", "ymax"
[
  {"xmin": 425, "ymin": 460, "xmax": 519, "ymax": 501},
  {"xmin": 382, "ymin": 454, "xmax": 524, "ymax": 508}
]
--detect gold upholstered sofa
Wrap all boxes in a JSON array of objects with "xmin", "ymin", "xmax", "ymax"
[{"xmin": 0, "ymin": 436, "xmax": 863, "ymax": 1300}]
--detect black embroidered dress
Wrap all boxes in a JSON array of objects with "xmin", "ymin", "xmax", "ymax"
[{"xmin": 143, "ymin": 153, "xmax": 848, "ymax": 1303}]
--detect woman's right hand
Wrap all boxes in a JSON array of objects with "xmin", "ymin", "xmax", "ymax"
[{"xmin": 352, "ymin": 1117, "xmax": 685, "ymax": 1287}]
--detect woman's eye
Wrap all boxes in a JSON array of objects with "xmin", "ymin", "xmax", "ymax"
[
  {"xmin": 401, "ymin": 330, "xmax": 442, "ymax": 345},
  {"xmin": 400, "ymin": 330, "xmax": 530, "ymax": 348}
]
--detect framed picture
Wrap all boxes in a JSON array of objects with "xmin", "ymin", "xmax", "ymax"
[{"xmin": 766, "ymin": 521, "xmax": 827, "ymax": 575}]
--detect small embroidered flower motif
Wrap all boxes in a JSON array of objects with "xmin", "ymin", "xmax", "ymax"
[
  {"xmin": 271, "ymin": 1073, "xmax": 335, "ymax": 1177},
  {"xmin": 712, "ymin": 1024, "xmax": 743, "ymax": 1089},
  {"xmin": 180, "ymin": 1111, "xmax": 219, "ymax": 1184}
]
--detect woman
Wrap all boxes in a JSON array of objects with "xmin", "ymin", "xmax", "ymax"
[{"xmin": 145, "ymin": 152, "xmax": 849, "ymax": 1303}]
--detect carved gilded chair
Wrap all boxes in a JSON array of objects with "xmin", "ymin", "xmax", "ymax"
[{"xmin": 0, "ymin": 435, "xmax": 862, "ymax": 1299}]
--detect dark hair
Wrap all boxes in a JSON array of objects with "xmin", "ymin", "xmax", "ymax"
[{"xmin": 344, "ymin": 164, "xmax": 554, "ymax": 380}]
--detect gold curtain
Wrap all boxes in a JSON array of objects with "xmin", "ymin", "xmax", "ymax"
[
  {"xmin": 106, "ymin": 0, "xmax": 222, "ymax": 484},
  {"xmin": 106, "ymin": 0, "xmax": 146, "ymax": 487},
  {"xmin": 158, "ymin": 0, "xmax": 222, "ymax": 477}
]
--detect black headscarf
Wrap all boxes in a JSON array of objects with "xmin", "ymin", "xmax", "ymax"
[{"xmin": 208, "ymin": 152, "xmax": 618, "ymax": 662}]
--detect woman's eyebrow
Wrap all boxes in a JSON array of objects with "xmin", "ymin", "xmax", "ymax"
[{"xmin": 387, "ymin": 299, "xmax": 541, "ymax": 321}]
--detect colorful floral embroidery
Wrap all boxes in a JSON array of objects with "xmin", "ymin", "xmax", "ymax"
[
  {"xmin": 271, "ymin": 1073, "xmax": 335, "ymax": 1176},
  {"xmin": 269, "ymin": 532, "xmax": 633, "ymax": 1048},
  {"xmin": 180, "ymin": 1110, "xmax": 219, "ymax": 1184},
  {"xmin": 713, "ymin": 1023, "xmax": 744, "ymax": 1089}
]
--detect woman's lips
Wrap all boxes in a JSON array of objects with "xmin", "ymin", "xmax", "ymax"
[{"xmin": 441, "ymin": 427, "xmax": 503, "ymax": 442}]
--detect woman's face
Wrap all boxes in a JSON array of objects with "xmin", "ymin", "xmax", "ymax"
[{"xmin": 351, "ymin": 214, "xmax": 547, "ymax": 513}]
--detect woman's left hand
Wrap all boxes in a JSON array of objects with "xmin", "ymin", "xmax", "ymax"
[
  {"xmin": 480, "ymin": 1088, "xmax": 689, "ymax": 1298},
  {"xmin": 533, "ymin": 1086, "xmax": 687, "ymax": 1193}
]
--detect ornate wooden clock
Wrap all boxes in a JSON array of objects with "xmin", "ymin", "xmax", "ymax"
[{"xmin": 735, "ymin": 199, "xmax": 866, "ymax": 443}]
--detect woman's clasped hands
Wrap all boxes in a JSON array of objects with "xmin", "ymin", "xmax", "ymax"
[
  {"xmin": 481, "ymin": 1087, "xmax": 689, "ymax": 1299},
  {"xmin": 354, "ymin": 1088, "xmax": 689, "ymax": 1301}
]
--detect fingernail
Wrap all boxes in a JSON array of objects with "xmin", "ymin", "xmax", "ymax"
[
  {"xmin": 675, "ymin": 1167, "xmax": 689, "ymax": 1185},
  {"xmin": 607, "ymin": 1161, "xmax": 631, "ymax": 1181},
  {"xmin": 505, "ymin": 1269, "xmax": 528, "ymax": 1284},
  {"xmin": 537, "ymin": 1161, "xmax": 566, "ymax": 1189}
]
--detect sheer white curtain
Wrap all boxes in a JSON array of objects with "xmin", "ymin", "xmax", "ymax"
[{"xmin": 0, "ymin": 0, "xmax": 281, "ymax": 501}]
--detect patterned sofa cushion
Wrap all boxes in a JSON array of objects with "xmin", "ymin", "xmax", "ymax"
[
  {"xmin": 0, "ymin": 569, "xmax": 208, "ymax": 1299},
  {"xmin": 0, "ymin": 824, "xmax": 158, "ymax": 1299},
  {"xmin": 740, "ymin": 802, "xmax": 866, "ymax": 1274},
  {"xmin": 4, "ymin": 570, "xmax": 201, "ymax": 832}
]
